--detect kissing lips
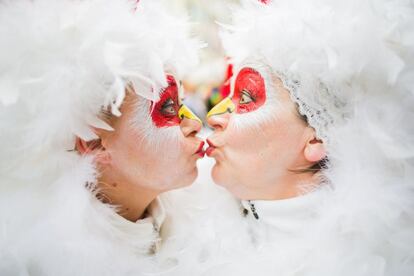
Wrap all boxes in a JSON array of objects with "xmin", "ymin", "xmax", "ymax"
[
  {"xmin": 206, "ymin": 139, "xmax": 216, "ymax": 157},
  {"xmin": 194, "ymin": 141, "xmax": 205, "ymax": 157}
]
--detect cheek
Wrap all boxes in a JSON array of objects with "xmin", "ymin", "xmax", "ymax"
[
  {"xmin": 229, "ymin": 96, "xmax": 280, "ymax": 132},
  {"xmin": 130, "ymin": 127, "xmax": 196, "ymax": 175},
  {"xmin": 132, "ymin": 101, "xmax": 196, "ymax": 166},
  {"xmin": 133, "ymin": 99, "xmax": 183, "ymax": 151},
  {"xmin": 223, "ymin": 116, "xmax": 299, "ymax": 172},
  {"xmin": 114, "ymin": 121, "xmax": 181, "ymax": 169},
  {"xmin": 150, "ymin": 109, "xmax": 180, "ymax": 128},
  {"xmin": 225, "ymin": 114, "xmax": 275, "ymax": 151},
  {"xmin": 212, "ymin": 109, "xmax": 309, "ymax": 196},
  {"xmin": 268, "ymin": 119, "xmax": 307, "ymax": 158},
  {"xmin": 218, "ymin": 122, "xmax": 271, "ymax": 180},
  {"xmin": 111, "ymin": 99, "xmax": 197, "ymax": 190}
]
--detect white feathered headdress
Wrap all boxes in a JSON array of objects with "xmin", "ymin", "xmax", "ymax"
[
  {"xmin": 222, "ymin": 0, "xmax": 414, "ymax": 145},
  {"xmin": 0, "ymin": 0, "xmax": 199, "ymax": 156}
]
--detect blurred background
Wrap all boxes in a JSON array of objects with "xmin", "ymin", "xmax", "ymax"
[{"xmin": 162, "ymin": 0, "xmax": 240, "ymax": 123}]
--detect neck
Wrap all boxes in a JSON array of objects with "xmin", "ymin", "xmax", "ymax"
[
  {"xmin": 96, "ymin": 171, "xmax": 160, "ymax": 222},
  {"xmin": 275, "ymin": 171, "xmax": 318, "ymax": 199},
  {"xmin": 246, "ymin": 171, "xmax": 318, "ymax": 201}
]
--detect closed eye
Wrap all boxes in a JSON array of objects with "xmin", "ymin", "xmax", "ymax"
[
  {"xmin": 239, "ymin": 89, "xmax": 254, "ymax": 104},
  {"xmin": 161, "ymin": 98, "xmax": 176, "ymax": 116}
]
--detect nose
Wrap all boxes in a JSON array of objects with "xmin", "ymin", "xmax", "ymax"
[
  {"xmin": 178, "ymin": 104, "xmax": 202, "ymax": 137},
  {"xmin": 206, "ymin": 97, "xmax": 235, "ymax": 130}
]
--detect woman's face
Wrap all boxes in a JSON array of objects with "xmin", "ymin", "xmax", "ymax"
[
  {"xmin": 104, "ymin": 75, "xmax": 204, "ymax": 192},
  {"xmin": 206, "ymin": 67, "xmax": 315, "ymax": 200}
]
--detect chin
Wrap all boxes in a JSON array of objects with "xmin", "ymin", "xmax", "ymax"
[
  {"xmin": 222, "ymin": 184, "xmax": 248, "ymax": 200},
  {"xmin": 211, "ymin": 164, "xmax": 229, "ymax": 187},
  {"xmin": 212, "ymin": 165, "xmax": 246, "ymax": 198},
  {"xmin": 188, "ymin": 169, "xmax": 198, "ymax": 185},
  {"xmin": 177, "ymin": 168, "xmax": 198, "ymax": 188}
]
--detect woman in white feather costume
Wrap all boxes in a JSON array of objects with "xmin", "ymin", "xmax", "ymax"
[
  {"xmin": 0, "ymin": 0, "xmax": 205, "ymax": 275},
  {"xmin": 191, "ymin": 0, "xmax": 414, "ymax": 275}
]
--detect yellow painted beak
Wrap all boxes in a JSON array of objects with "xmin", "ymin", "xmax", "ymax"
[
  {"xmin": 206, "ymin": 97, "xmax": 236, "ymax": 118},
  {"xmin": 178, "ymin": 104, "xmax": 202, "ymax": 124}
]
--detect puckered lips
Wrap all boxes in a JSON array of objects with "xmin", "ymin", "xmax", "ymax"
[
  {"xmin": 194, "ymin": 141, "xmax": 205, "ymax": 158},
  {"xmin": 206, "ymin": 139, "xmax": 216, "ymax": 157}
]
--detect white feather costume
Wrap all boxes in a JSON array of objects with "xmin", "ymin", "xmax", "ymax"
[
  {"xmin": 156, "ymin": 0, "xmax": 414, "ymax": 275},
  {"xmin": 0, "ymin": 0, "xmax": 200, "ymax": 275}
]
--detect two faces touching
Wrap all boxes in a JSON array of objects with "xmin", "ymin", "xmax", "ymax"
[{"xmin": 77, "ymin": 66, "xmax": 327, "ymax": 222}]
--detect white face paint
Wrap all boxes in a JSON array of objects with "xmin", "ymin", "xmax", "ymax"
[
  {"xmin": 207, "ymin": 62, "xmax": 314, "ymax": 200},
  {"xmin": 106, "ymin": 75, "xmax": 204, "ymax": 192}
]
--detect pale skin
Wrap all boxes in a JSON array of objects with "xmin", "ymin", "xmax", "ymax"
[
  {"xmin": 77, "ymin": 92, "xmax": 203, "ymax": 222},
  {"xmin": 206, "ymin": 75, "xmax": 326, "ymax": 200}
]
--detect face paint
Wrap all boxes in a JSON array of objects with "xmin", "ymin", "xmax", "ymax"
[
  {"xmin": 178, "ymin": 104, "xmax": 203, "ymax": 124},
  {"xmin": 150, "ymin": 75, "xmax": 181, "ymax": 128},
  {"xmin": 232, "ymin": 67, "xmax": 266, "ymax": 114},
  {"xmin": 206, "ymin": 97, "xmax": 236, "ymax": 118}
]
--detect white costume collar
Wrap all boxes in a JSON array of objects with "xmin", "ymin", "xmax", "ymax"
[
  {"xmin": 139, "ymin": 197, "xmax": 166, "ymax": 232},
  {"xmin": 241, "ymin": 191, "xmax": 322, "ymax": 244},
  {"xmin": 110, "ymin": 197, "xmax": 166, "ymax": 254}
]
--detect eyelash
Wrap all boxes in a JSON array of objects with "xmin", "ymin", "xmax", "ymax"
[
  {"xmin": 160, "ymin": 98, "xmax": 176, "ymax": 116},
  {"xmin": 239, "ymin": 89, "xmax": 255, "ymax": 104}
]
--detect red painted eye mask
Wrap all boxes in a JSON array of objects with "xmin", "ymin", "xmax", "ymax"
[
  {"xmin": 150, "ymin": 75, "xmax": 181, "ymax": 128},
  {"xmin": 232, "ymin": 67, "xmax": 266, "ymax": 114}
]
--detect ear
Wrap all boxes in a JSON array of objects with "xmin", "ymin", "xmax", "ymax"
[
  {"xmin": 304, "ymin": 135, "xmax": 326, "ymax": 163},
  {"xmin": 75, "ymin": 137, "xmax": 112, "ymax": 165}
]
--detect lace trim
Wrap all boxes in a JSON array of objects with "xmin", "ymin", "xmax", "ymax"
[
  {"xmin": 236, "ymin": 58, "xmax": 344, "ymax": 144},
  {"xmin": 277, "ymin": 73, "xmax": 335, "ymax": 143}
]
